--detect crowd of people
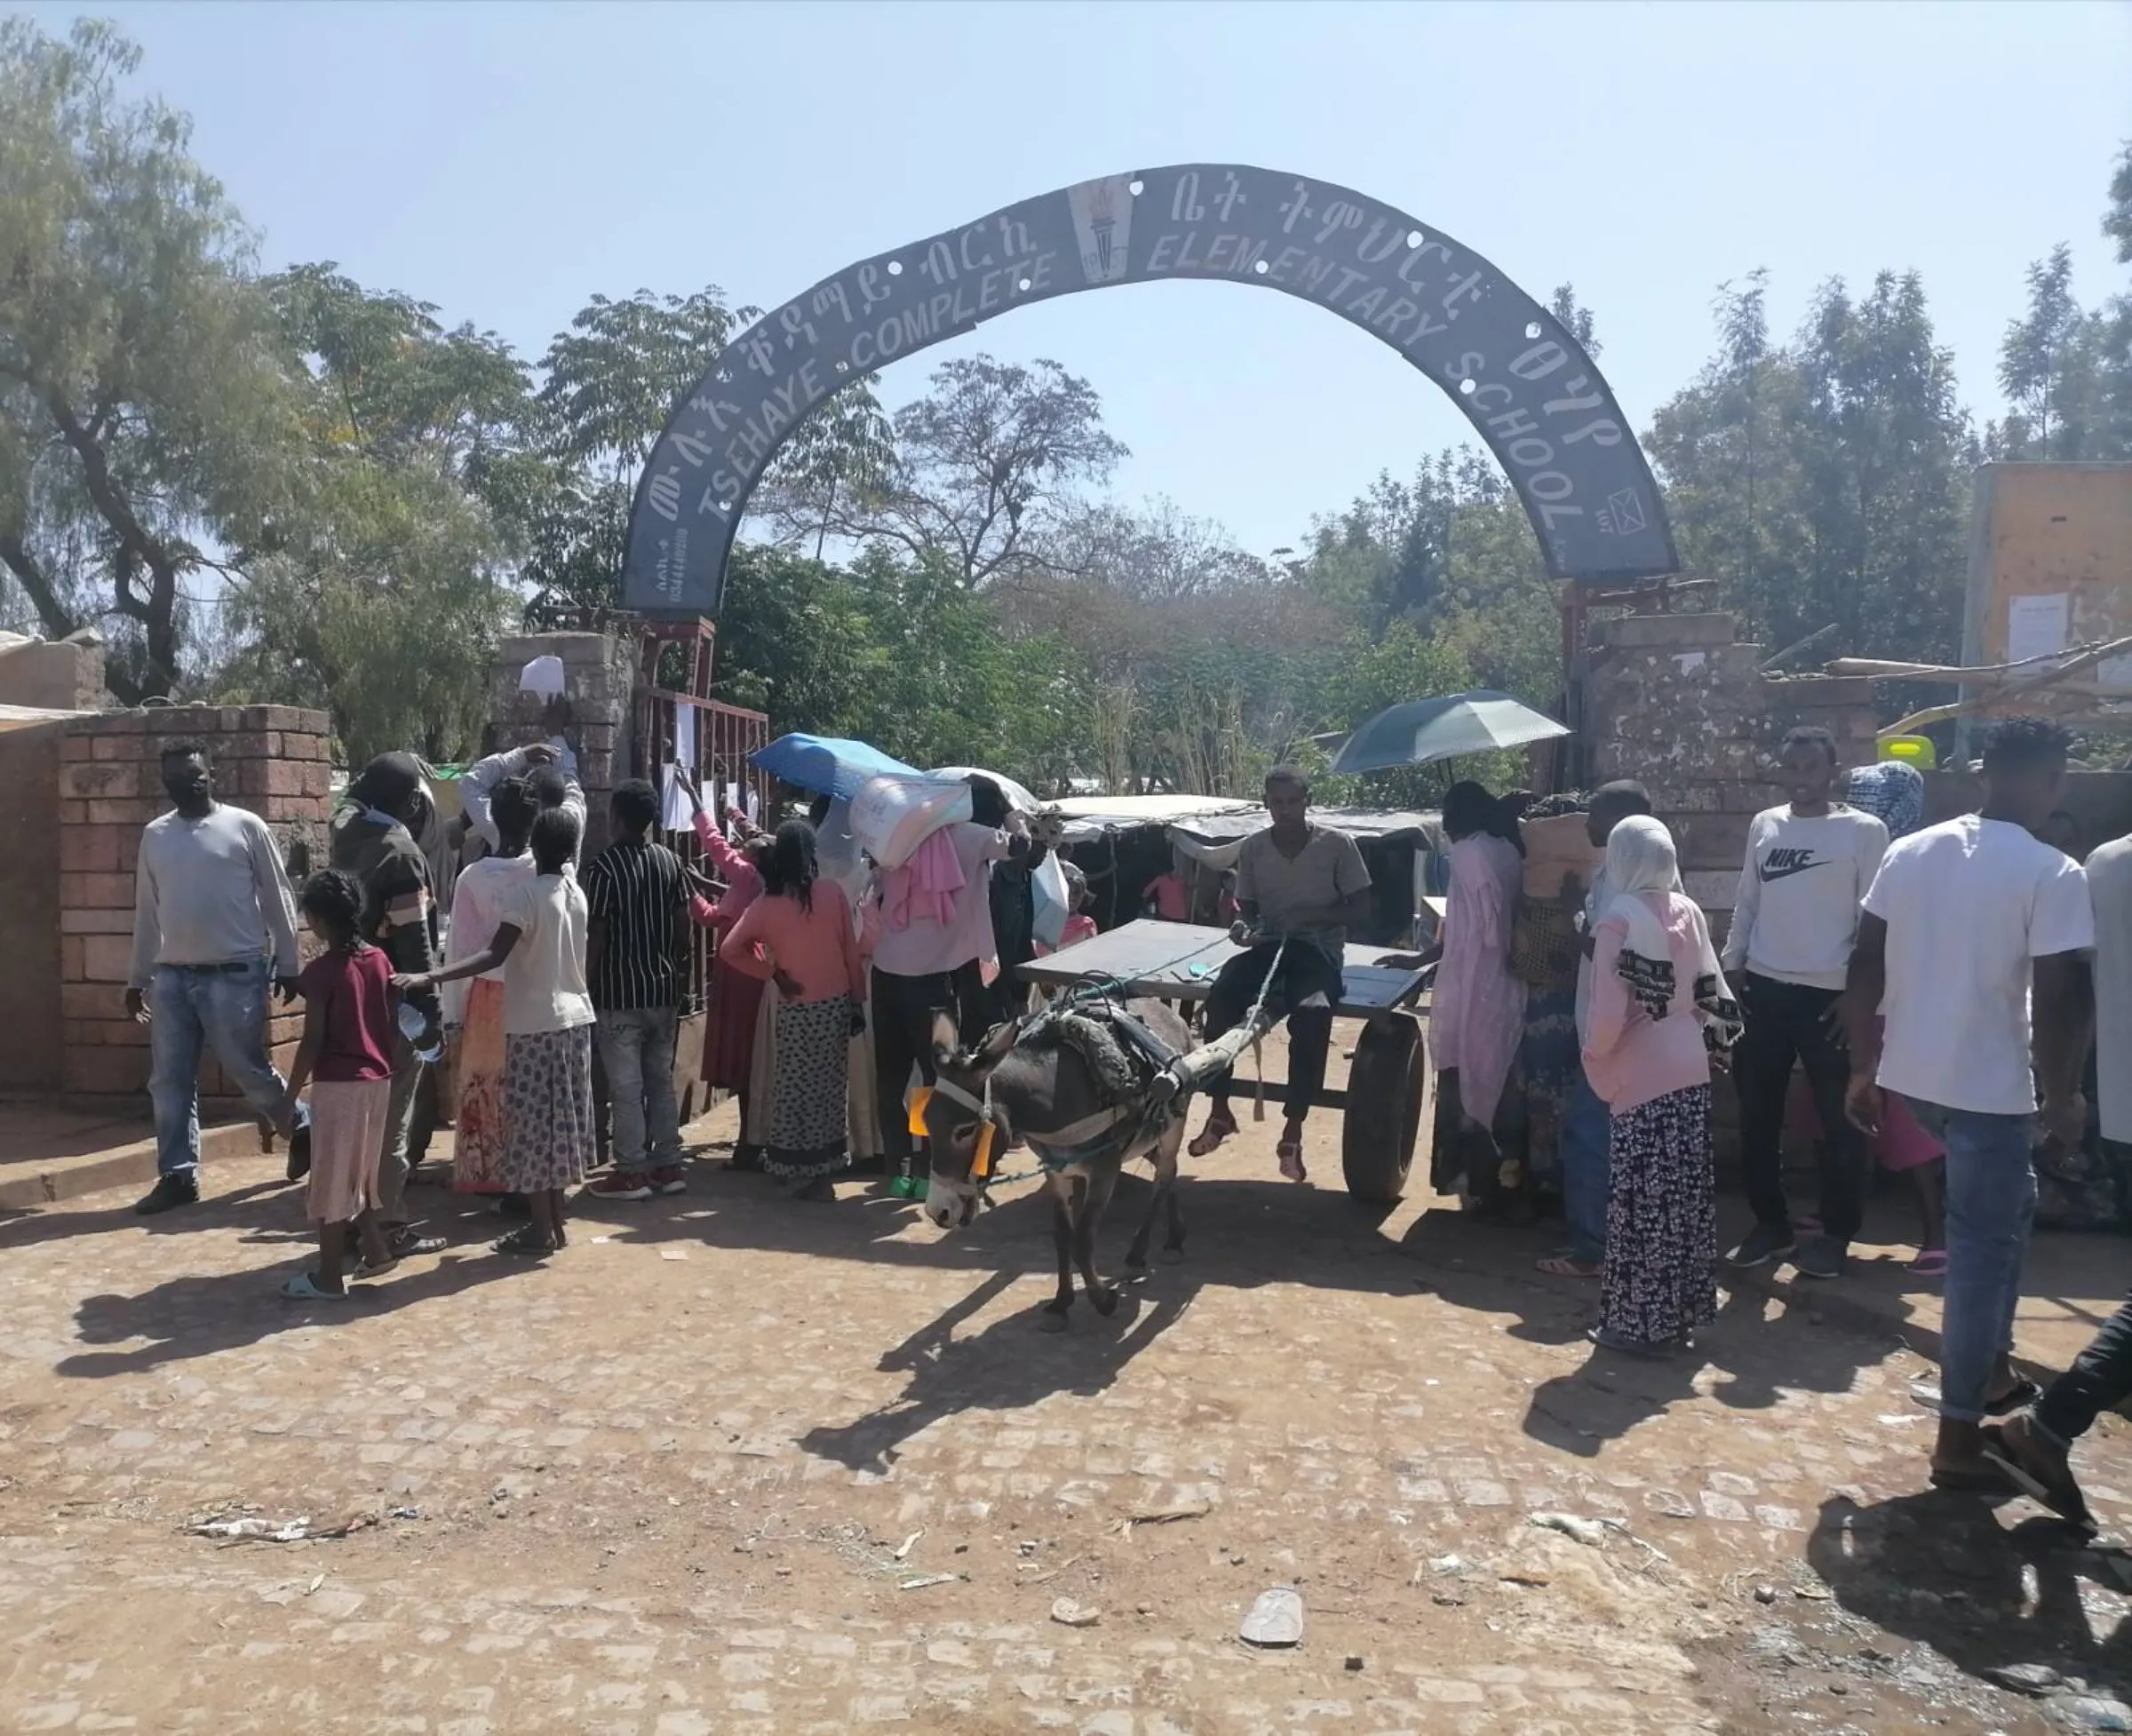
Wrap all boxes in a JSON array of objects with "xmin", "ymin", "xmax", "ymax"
[
  {"xmin": 1412, "ymin": 713, "xmax": 2130, "ymax": 1521},
  {"xmin": 125, "ymin": 733, "xmax": 1078, "ymax": 1281},
  {"xmin": 120, "ymin": 710, "xmax": 2132, "ymax": 1524}
]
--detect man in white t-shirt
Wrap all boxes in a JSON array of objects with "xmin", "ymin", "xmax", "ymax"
[
  {"xmin": 1978, "ymin": 819, "xmax": 2132, "ymax": 1530},
  {"xmin": 1844, "ymin": 718, "xmax": 2094, "ymax": 1493},
  {"xmin": 1722, "ymin": 727, "xmax": 1888, "ymax": 1278}
]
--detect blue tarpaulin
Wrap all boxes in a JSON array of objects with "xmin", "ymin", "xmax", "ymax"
[{"xmin": 750, "ymin": 734, "xmax": 923, "ymax": 801}]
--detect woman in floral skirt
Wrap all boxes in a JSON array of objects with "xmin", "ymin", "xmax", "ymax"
[
  {"xmin": 717, "ymin": 820, "xmax": 866, "ymax": 1200},
  {"xmin": 1580, "ymin": 816, "xmax": 1741, "ymax": 1357},
  {"xmin": 439, "ymin": 776, "xmax": 538, "ymax": 1196},
  {"xmin": 399, "ymin": 807, "xmax": 596, "ymax": 1255}
]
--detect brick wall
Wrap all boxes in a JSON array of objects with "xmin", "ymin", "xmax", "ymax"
[{"xmin": 57, "ymin": 705, "xmax": 333, "ymax": 1104}]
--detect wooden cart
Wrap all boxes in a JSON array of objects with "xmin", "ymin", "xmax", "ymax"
[{"xmin": 1016, "ymin": 918, "xmax": 1434, "ymax": 1204}]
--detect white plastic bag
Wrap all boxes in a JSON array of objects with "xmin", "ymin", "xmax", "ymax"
[
  {"xmin": 848, "ymin": 775, "xmax": 973, "ymax": 871},
  {"xmin": 1030, "ymin": 849, "xmax": 1070, "ymax": 949}
]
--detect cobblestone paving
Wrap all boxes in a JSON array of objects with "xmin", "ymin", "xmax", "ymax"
[{"xmin": 1, "ymin": 1130, "xmax": 2123, "ymax": 1732}]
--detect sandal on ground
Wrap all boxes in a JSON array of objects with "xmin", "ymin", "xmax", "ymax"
[
  {"xmin": 1537, "ymin": 1255, "xmax": 1602, "ymax": 1278},
  {"xmin": 386, "ymin": 1230, "xmax": 447, "ymax": 1258},
  {"xmin": 492, "ymin": 1226, "xmax": 557, "ymax": 1258},
  {"xmin": 1277, "ymin": 1139, "xmax": 1309, "ymax": 1183},
  {"xmin": 1188, "ymin": 1114, "xmax": 1237, "ymax": 1159},
  {"xmin": 281, "ymin": 1271, "xmax": 351, "ymax": 1301},
  {"xmin": 1908, "ymin": 1247, "xmax": 1949, "ymax": 1278},
  {"xmin": 1979, "ymin": 1419, "xmax": 2097, "ymax": 1534},
  {"xmin": 353, "ymin": 1254, "xmax": 399, "ymax": 1280}
]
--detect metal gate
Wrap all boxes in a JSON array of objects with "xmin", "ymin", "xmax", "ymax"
[{"xmin": 632, "ymin": 621, "xmax": 770, "ymax": 1018}]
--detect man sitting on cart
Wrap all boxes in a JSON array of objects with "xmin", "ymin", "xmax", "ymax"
[{"xmin": 1188, "ymin": 767, "xmax": 1372, "ymax": 1183}]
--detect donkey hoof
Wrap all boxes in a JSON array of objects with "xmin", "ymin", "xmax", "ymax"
[
  {"xmin": 1091, "ymin": 1286, "xmax": 1120, "ymax": 1318},
  {"xmin": 1124, "ymin": 1250, "xmax": 1150, "ymax": 1273},
  {"xmin": 1039, "ymin": 1310, "xmax": 1070, "ymax": 1334},
  {"xmin": 1157, "ymin": 1245, "xmax": 1187, "ymax": 1266}
]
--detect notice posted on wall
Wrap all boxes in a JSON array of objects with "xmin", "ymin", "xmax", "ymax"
[{"xmin": 2007, "ymin": 592, "xmax": 2071, "ymax": 665}]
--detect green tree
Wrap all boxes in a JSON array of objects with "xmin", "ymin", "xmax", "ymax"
[
  {"xmin": 818, "ymin": 355, "xmax": 1127, "ymax": 589},
  {"xmin": 0, "ymin": 18, "xmax": 302, "ymax": 700},
  {"xmin": 1994, "ymin": 243, "xmax": 2100, "ymax": 458},
  {"xmin": 215, "ymin": 268, "xmax": 535, "ymax": 763},
  {"xmin": 1650, "ymin": 269, "xmax": 1971, "ymax": 663},
  {"xmin": 526, "ymin": 288, "xmax": 893, "ymax": 615}
]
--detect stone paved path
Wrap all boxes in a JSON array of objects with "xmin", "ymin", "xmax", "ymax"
[{"xmin": 2, "ymin": 1115, "xmax": 2126, "ymax": 1733}]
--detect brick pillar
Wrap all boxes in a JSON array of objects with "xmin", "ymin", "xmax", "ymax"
[
  {"xmin": 57, "ymin": 705, "xmax": 334, "ymax": 1107},
  {"xmin": 489, "ymin": 632, "xmax": 636, "ymax": 855}
]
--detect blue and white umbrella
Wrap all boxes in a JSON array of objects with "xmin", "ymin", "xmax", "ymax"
[{"xmin": 750, "ymin": 734, "xmax": 921, "ymax": 801}]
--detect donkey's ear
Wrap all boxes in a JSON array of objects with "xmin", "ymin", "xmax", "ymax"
[
  {"xmin": 975, "ymin": 1017, "xmax": 1021, "ymax": 1066},
  {"xmin": 928, "ymin": 1011, "xmax": 960, "ymax": 1072}
]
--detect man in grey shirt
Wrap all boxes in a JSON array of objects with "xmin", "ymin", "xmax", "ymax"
[
  {"xmin": 1188, "ymin": 767, "xmax": 1372, "ymax": 1183},
  {"xmin": 127, "ymin": 739, "xmax": 306, "ymax": 1214}
]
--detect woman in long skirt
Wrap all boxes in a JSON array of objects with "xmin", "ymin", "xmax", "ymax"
[
  {"xmin": 1580, "ymin": 816, "xmax": 1739, "ymax": 1356},
  {"xmin": 400, "ymin": 808, "xmax": 598, "ymax": 1256},
  {"xmin": 718, "ymin": 820, "xmax": 866, "ymax": 1199},
  {"xmin": 1428, "ymin": 782, "xmax": 1528, "ymax": 1206},
  {"xmin": 688, "ymin": 784, "xmax": 775, "ymax": 1164},
  {"xmin": 441, "ymin": 777, "xmax": 539, "ymax": 1194}
]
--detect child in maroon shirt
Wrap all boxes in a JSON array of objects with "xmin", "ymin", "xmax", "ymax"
[{"xmin": 277, "ymin": 870, "xmax": 399, "ymax": 1298}]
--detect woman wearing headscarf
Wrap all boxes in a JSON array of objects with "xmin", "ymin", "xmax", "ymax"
[
  {"xmin": 1428, "ymin": 782, "xmax": 1529, "ymax": 1207},
  {"xmin": 330, "ymin": 752, "xmax": 445, "ymax": 1255},
  {"xmin": 1581, "ymin": 816, "xmax": 1740, "ymax": 1357}
]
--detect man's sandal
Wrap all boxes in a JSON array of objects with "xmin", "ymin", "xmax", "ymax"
[
  {"xmin": 1188, "ymin": 1117, "xmax": 1236, "ymax": 1159},
  {"xmin": 1277, "ymin": 1139, "xmax": 1309, "ymax": 1183},
  {"xmin": 492, "ymin": 1226, "xmax": 556, "ymax": 1258}
]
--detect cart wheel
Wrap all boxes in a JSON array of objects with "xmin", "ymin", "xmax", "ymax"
[{"xmin": 1341, "ymin": 1015, "xmax": 1428, "ymax": 1205}]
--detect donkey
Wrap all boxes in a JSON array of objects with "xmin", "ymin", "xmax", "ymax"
[{"xmin": 919, "ymin": 999, "xmax": 1193, "ymax": 1330}]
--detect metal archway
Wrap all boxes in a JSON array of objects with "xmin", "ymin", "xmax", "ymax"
[{"xmin": 623, "ymin": 163, "xmax": 1678, "ymax": 615}]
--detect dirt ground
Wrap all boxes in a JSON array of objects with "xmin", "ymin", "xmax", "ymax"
[{"xmin": 4, "ymin": 1055, "xmax": 2132, "ymax": 1734}]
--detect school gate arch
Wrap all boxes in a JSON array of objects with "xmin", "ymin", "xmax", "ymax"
[{"xmin": 622, "ymin": 164, "xmax": 1679, "ymax": 616}]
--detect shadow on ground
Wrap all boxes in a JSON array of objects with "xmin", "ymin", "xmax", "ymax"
[{"xmin": 1809, "ymin": 1488, "xmax": 2132, "ymax": 1693}]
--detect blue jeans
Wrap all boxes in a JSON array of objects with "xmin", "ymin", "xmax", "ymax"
[
  {"xmin": 1561, "ymin": 1066, "xmax": 1611, "ymax": 1264},
  {"xmin": 1913, "ymin": 1097, "xmax": 2037, "ymax": 1423},
  {"xmin": 596, "ymin": 1007, "xmax": 681, "ymax": 1171},
  {"xmin": 148, "ymin": 959, "xmax": 302, "ymax": 1179}
]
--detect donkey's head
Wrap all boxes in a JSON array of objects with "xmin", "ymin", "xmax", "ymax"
[{"xmin": 919, "ymin": 1015, "xmax": 1022, "ymax": 1231}]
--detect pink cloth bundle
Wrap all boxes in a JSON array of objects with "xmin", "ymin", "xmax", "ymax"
[{"xmin": 880, "ymin": 828, "xmax": 966, "ymax": 933}]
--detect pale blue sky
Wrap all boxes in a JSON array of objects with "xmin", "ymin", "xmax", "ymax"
[{"xmin": 34, "ymin": 0, "xmax": 2132, "ymax": 557}]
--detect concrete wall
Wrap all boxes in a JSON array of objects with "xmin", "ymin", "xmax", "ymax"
[
  {"xmin": 0, "ymin": 639, "xmax": 105, "ymax": 712},
  {"xmin": 1921, "ymin": 767, "xmax": 2132, "ymax": 852},
  {"xmin": 0, "ymin": 723, "xmax": 65, "ymax": 1090},
  {"xmin": 57, "ymin": 705, "xmax": 333, "ymax": 1103},
  {"xmin": 1963, "ymin": 462, "xmax": 2132, "ymax": 672}
]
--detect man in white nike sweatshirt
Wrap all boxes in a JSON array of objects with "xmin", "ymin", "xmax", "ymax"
[{"xmin": 1721, "ymin": 727, "xmax": 1888, "ymax": 1278}]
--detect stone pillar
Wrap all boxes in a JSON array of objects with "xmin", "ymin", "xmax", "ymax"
[
  {"xmin": 489, "ymin": 632, "xmax": 636, "ymax": 856},
  {"xmin": 1581, "ymin": 613, "xmax": 1878, "ymax": 939},
  {"xmin": 57, "ymin": 705, "xmax": 334, "ymax": 1104}
]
